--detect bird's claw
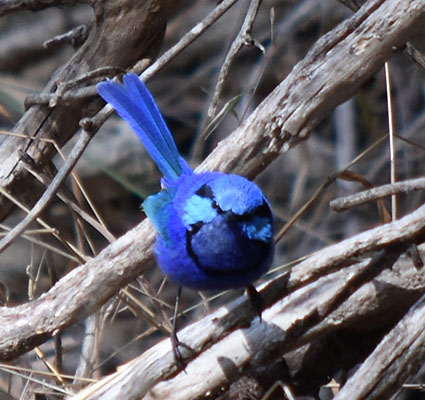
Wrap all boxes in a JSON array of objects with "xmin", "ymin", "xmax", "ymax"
[{"xmin": 171, "ymin": 331, "xmax": 193, "ymax": 370}]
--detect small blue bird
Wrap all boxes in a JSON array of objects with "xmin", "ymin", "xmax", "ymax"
[{"xmin": 97, "ymin": 73, "xmax": 274, "ymax": 292}]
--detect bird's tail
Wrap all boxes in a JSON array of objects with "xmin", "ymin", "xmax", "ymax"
[{"xmin": 97, "ymin": 73, "xmax": 191, "ymax": 182}]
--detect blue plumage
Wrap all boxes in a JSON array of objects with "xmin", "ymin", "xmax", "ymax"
[{"xmin": 97, "ymin": 73, "xmax": 274, "ymax": 291}]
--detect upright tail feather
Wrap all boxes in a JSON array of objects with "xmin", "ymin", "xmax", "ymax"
[{"xmin": 96, "ymin": 73, "xmax": 192, "ymax": 182}]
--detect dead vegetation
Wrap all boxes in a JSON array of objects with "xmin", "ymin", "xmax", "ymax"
[{"xmin": 0, "ymin": 0, "xmax": 424, "ymax": 398}]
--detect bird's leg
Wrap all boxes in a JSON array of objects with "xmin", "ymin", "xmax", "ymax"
[
  {"xmin": 171, "ymin": 285, "xmax": 193, "ymax": 368},
  {"xmin": 246, "ymin": 284, "xmax": 264, "ymax": 321}
]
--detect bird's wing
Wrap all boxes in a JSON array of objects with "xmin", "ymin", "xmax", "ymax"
[{"xmin": 143, "ymin": 188, "xmax": 176, "ymax": 241}]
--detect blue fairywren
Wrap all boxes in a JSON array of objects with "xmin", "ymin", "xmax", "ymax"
[{"xmin": 96, "ymin": 73, "xmax": 274, "ymax": 292}]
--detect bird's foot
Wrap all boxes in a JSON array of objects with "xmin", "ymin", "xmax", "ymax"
[{"xmin": 171, "ymin": 330, "xmax": 193, "ymax": 370}]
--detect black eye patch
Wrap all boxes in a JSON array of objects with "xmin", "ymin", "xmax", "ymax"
[
  {"xmin": 196, "ymin": 183, "xmax": 220, "ymax": 211},
  {"xmin": 195, "ymin": 184, "xmax": 214, "ymax": 199}
]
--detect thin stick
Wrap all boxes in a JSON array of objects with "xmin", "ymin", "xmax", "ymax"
[
  {"xmin": 23, "ymin": 0, "xmax": 242, "ymax": 110},
  {"xmin": 0, "ymin": 129, "xmax": 94, "ymax": 254},
  {"xmin": 385, "ymin": 62, "xmax": 397, "ymax": 220},
  {"xmin": 141, "ymin": 0, "xmax": 241, "ymax": 83},
  {"xmin": 274, "ymin": 136, "xmax": 387, "ymax": 243},
  {"xmin": 330, "ymin": 177, "xmax": 425, "ymax": 211},
  {"xmin": 0, "ymin": 186, "xmax": 86, "ymax": 261},
  {"xmin": 208, "ymin": 0, "xmax": 263, "ymax": 118},
  {"xmin": 87, "ymin": 0, "xmax": 243, "ymax": 133}
]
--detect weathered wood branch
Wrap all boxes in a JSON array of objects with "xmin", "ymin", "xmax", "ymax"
[
  {"xmin": 0, "ymin": 0, "xmax": 167, "ymax": 220},
  {"xmin": 70, "ymin": 203, "xmax": 425, "ymax": 399},
  {"xmin": 330, "ymin": 176, "xmax": 425, "ymax": 211},
  {"xmin": 0, "ymin": 0, "xmax": 424, "ymax": 398},
  {"xmin": 200, "ymin": 0, "xmax": 425, "ymax": 178},
  {"xmin": 0, "ymin": 0, "xmax": 84, "ymax": 17},
  {"xmin": 334, "ymin": 292, "xmax": 425, "ymax": 399},
  {"xmin": 0, "ymin": 0, "xmax": 422, "ymax": 362}
]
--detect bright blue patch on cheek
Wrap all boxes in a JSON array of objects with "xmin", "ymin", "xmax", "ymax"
[
  {"xmin": 182, "ymin": 194, "xmax": 217, "ymax": 226},
  {"xmin": 241, "ymin": 216, "xmax": 273, "ymax": 242}
]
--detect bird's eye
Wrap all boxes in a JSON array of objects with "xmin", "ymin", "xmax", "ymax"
[
  {"xmin": 195, "ymin": 184, "xmax": 214, "ymax": 199},
  {"xmin": 254, "ymin": 200, "xmax": 273, "ymax": 220},
  {"xmin": 233, "ymin": 200, "xmax": 272, "ymax": 223}
]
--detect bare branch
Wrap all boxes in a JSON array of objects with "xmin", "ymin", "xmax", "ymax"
[
  {"xmin": 70, "ymin": 203, "xmax": 425, "ymax": 399},
  {"xmin": 208, "ymin": 0, "xmax": 263, "ymax": 118},
  {"xmin": 200, "ymin": 0, "xmax": 425, "ymax": 178},
  {"xmin": 0, "ymin": 128, "xmax": 94, "ymax": 254},
  {"xmin": 140, "ymin": 0, "xmax": 241, "ymax": 82},
  {"xmin": 0, "ymin": 218, "xmax": 156, "ymax": 361},
  {"xmin": 1, "ymin": 1, "xmax": 425, "ymax": 397},
  {"xmin": 334, "ymin": 293, "xmax": 425, "ymax": 399},
  {"xmin": 0, "ymin": 0, "xmax": 85, "ymax": 17},
  {"xmin": 0, "ymin": 0, "xmax": 168, "ymax": 221},
  {"xmin": 0, "ymin": 0, "xmax": 422, "ymax": 365},
  {"xmin": 23, "ymin": 0, "xmax": 243, "ymax": 107},
  {"xmin": 330, "ymin": 176, "xmax": 425, "ymax": 211}
]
